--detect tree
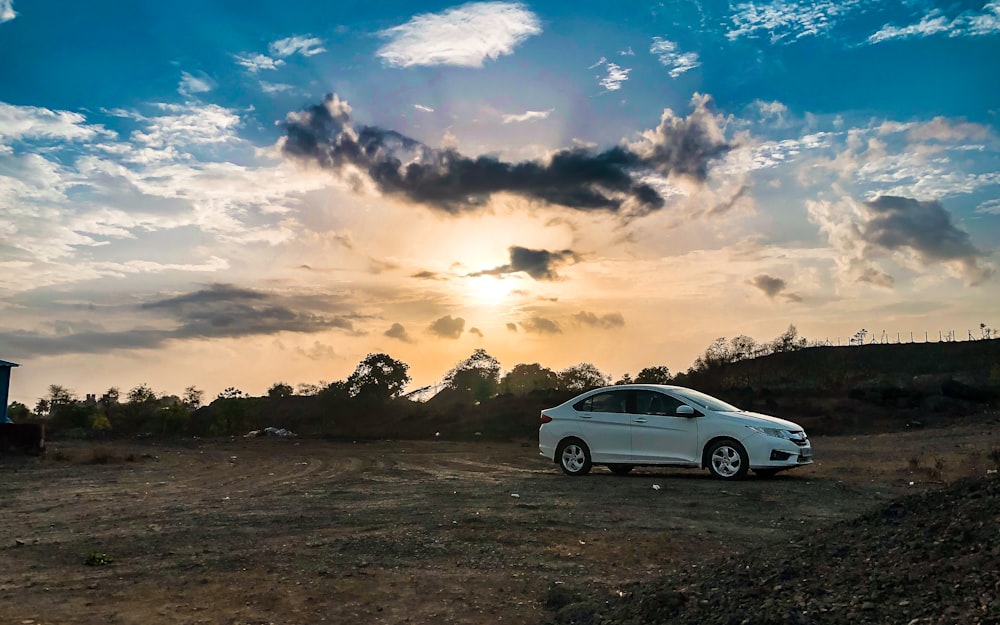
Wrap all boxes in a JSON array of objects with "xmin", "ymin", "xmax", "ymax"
[
  {"xmin": 183, "ymin": 386, "xmax": 204, "ymax": 410},
  {"xmin": 614, "ymin": 373, "xmax": 634, "ymax": 385},
  {"xmin": 701, "ymin": 337, "xmax": 733, "ymax": 369},
  {"xmin": 127, "ymin": 384, "xmax": 157, "ymax": 405},
  {"xmin": 296, "ymin": 382, "xmax": 325, "ymax": 396},
  {"xmin": 212, "ymin": 388, "xmax": 247, "ymax": 434},
  {"xmin": 729, "ymin": 335, "xmax": 758, "ymax": 361},
  {"xmin": 267, "ymin": 382, "xmax": 294, "ymax": 398},
  {"xmin": 635, "ymin": 366, "xmax": 672, "ymax": 384},
  {"xmin": 558, "ymin": 363, "xmax": 610, "ymax": 392},
  {"xmin": 347, "ymin": 353, "xmax": 411, "ymax": 401},
  {"xmin": 850, "ymin": 328, "xmax": 868, "ymax": 346},
  {"xmin": 7, "ymin": 401, "xmax": 30, "ymax": 421},
  {"xmin": 217, "ymin": 387, "xmax": 245, "ymax": 400},
  {"xmin": 771, "ymin": 325, "xmax": 807, "ymax": 353},
  {"xmin": 47, "ymin": 384, "xmax": 75, "ymax": 407},
  {"xmin": 444, "ymin": 349, "xmax": 501, "ymax": 402},
  {"xmin": 499, "ymin": 363, "xmax": 559, "ymax": 395}
]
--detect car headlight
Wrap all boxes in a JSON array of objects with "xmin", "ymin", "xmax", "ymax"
[{"xmin": 746, "ymin": 425, "xmax": 794, "ymax": 440}]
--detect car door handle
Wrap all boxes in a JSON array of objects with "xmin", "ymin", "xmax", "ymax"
[
  {"xmin": 633, "ymin": 418, "xmax": 647, "ymax": 423},
  {"xmin": 580, "ymin": 415, "xmax": 593, "ymax": 419}
]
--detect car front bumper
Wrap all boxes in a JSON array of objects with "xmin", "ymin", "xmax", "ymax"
[{"xmin": 744, "ymin": 435, "xmax": 813, "ymax": 469}]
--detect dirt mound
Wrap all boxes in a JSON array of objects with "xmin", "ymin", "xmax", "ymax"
[{"xmin": 547, "ymin": 475, "xmax": 1000, "ymax": 625}]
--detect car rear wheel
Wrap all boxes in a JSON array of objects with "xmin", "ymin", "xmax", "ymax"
[
  {"xmin": 707, "ymin": 440, "xmax": 749, "ymax": 480},
  {"xmin": 607, "ymin": 464, "xmax": 634, "ymax": 475},
  {"xmin": 557, "ymin": 439, "xmax": 592, "ymax": 476}
]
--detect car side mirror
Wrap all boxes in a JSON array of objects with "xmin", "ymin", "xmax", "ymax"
[{"xmin": 676, "ymin": 405, "xmax": 696, "ymax": 417}]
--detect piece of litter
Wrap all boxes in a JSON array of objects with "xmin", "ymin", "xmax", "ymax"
[
  {"xmin": 652, "ymin": 484, "xmax": 661, "ymax": 490},
  {"xmin": 510, "ymin": 493, "xmax": 520, "ymax": 498},
  {"xmin": 908, "ymin": 481, "xmax": 915, "ymax": 486}
]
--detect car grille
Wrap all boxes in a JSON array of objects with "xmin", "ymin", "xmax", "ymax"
[{"xmin": 789, "ymin": 433, "xmax": 809, "ymax": 447}]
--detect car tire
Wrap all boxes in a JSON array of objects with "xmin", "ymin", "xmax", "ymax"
[
  {"xmin": 706, "ymin": 439, "xmax": 749, "ymax": 480},
  {"xmin": 607, "ymin": 464, "xmax": 634, "ymax": 475},
  {"xmin": 557, "ymin": 439, "xmax": 592, "ymax": 476}
]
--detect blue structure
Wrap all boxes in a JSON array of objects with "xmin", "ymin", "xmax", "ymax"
[{"xmin": 1, "ymin": 359, "xmax": 19, "ymax": 423}]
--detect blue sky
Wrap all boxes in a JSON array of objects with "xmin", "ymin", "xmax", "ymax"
[{"xmin": 1, "ymin": 0, "xmax": 998, "ymax": 404}]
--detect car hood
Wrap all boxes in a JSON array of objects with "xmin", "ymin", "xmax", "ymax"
[{"xmin": 719, "ymin": 410, "xmax": 804, "ymax": 431}]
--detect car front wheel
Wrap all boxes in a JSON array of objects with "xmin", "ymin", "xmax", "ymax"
[
  {"xmin": 557, "ymin": 439, "xmax": 592, "ymax": 476},
  {"xmin": 706, "ymin": 440, "xmax": 749, "ymax": 480}
]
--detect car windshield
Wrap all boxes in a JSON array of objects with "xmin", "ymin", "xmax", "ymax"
[{"xmin": 671, "ymin": 388, "xmax": 740, "ymax": 412}]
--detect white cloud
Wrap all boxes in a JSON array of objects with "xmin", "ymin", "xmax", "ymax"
[
  {"xmin": 976, "ymin": 198, "xmax": 1000, "ymax": 215},
  {"xmin": 502, "ymin": 108, "xmax": 553, "ymax": 123},
  {"xmin": 260, "ymin": 81, "xmax": 296, "ymax": 94},
  {"xmin": 235, "ymin": 53, "xmax": 283, "ymax": 73},
  {"xmin": 598, "ymin": 61, "xmax": 631, "ymax": 91},
  {"xmin": 0, "ymin": 0, "xmax": 15, "ymax": 23},
  {"xmin": 0, "ymin": 102, "xmax": 111, "ymax": 142},
  {"xmin": 269, "ymin": 35, "xmax": 326, "ymax": 58},
  {"xmin": 376, "ymin": 1, "xmax": 541, "ymax": 68},
  {"xmin": 414, "ymin": 104, "xmax": 435, "ymax": 113},
  {"xmin": 868, "ymin": 2, "xmax": 1000, "ymax": 44},
  {"xmin": 127, "ymin": 102, "xmax": 243, "ymax": 149},
  {"xmin": 235, "ymin": 34, "xmax": 326, "ymax": 73},
  {"xmin": 649, "ymin": 37, "xmax": 701, "ymax": 78},
  {"xmin": 0, "ymin": 102, "xmax": 331, "ymax": 293},
  {"xmin": 178, "ymin": 72, "xmax": 214, "ymax": 97},
  {"xmin": 727, "ymin": 0, "xmax": 863, "ymax": 43}
]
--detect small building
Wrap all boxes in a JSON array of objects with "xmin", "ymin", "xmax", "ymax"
[{"xmin": 1, "ymin": 359, "xmax": 19, "ymax": 423}]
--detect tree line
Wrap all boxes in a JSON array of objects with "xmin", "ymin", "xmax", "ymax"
[{"xmin": 7, "ymin": 325, "xmax": 813, "ymax": 437}]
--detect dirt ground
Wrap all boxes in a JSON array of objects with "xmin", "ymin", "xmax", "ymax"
[{"xmin": 2, "ymin": 420, "xmax": 998, "ymax": 625}]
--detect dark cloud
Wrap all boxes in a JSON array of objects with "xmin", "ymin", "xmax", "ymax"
[
  {"xmin": 470, "ymin": 246, "xmax": 577, "ymax": 280},
  {"xmin": 0, "ymin": 283, "xmax": 358, "ymax": 357},
  {"xmin": 506, "ymin": 323, "xmax": 518, "ymax": 332},
  {"xmin": 860, "ymin": 196, "xmax": 992, "ymax": 285},
  {"xmin": 573, "ymin": 311, "xmax": 625, "ymax": 329},
  {"xmin": 140, "ymin": 283, "xmax": 356, "ymax": 336},
  {"xmin": 281, "ymin": 93, "xmax": 733, "ymax": 215},
  {"xmin": 750, "ymin": 274, "xmax": 786, "ymax": 297},
  {"xmin": 428, "ymin": 315, "xmax": 465, "ymax": 339},
  {"xmin": 631, "ymin": 93, "xmax": 734, "ymax": 181},
  {"xmin": 750, "ymin": 274, "xmax": 803, "ymax": 302},
  {"xmin": 384, "ymin": 322, "xmax": 413, "ymax": 342},
  {"xmin": 411, "ymin": 270, "xmax": 440, "ymax": 279},
  {"xmin": 469, "ymin": 327, "xmax": 483, "ymax": 337},
  {"xmin": 521, "ymin": 316, "xmax": 562, "ymax": 334}
]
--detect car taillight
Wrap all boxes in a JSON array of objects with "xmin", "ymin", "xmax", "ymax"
[{"xmin": 540, "ymin": 412, "xmax": 553, "ymax": 424}]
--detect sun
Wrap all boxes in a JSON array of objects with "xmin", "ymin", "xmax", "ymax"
[{"xmin": 467, "ymin": 275, "xmax": 515, "ymax": 304}]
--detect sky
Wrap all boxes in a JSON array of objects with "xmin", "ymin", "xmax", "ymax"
[{"xmin": 1, "ymin": 0, "xmax": 999, "ymax": 405}]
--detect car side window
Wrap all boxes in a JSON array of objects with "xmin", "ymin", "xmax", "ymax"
[
  {"xmin": 635, "ymin": 390, "xmax": 684, "ymax": 416},
  {"xmin": 576, "ymin": 391, "xmax": 627, "ymax": 413}
]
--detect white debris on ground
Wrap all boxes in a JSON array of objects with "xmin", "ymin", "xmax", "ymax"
[{"xmin": 244, "ymin": 427, "xmax": 297, "ymax": 438}]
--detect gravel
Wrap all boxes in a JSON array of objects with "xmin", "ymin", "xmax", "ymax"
[{"xmin": 545, "ymin": 475, "xmax": 1000, "ymax": 625}]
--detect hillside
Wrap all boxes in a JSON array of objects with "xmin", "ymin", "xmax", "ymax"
[{"xmin": 188, "ymin": 339, "xmax": 1000, "ymax": 441}]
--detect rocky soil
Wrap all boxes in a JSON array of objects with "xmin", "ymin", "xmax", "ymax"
[{"xmin": 545, "ymin": 474, "xmax": 1000, "ymax": 625}]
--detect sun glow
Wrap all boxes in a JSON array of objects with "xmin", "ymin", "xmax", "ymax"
[{"xmin": 467, "ymin": 275, "xmax": 515, "ymax": 304}]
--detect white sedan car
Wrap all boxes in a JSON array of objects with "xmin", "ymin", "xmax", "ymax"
[{"xmin": 538, "ymin": 384, "xmax": 812, "ymax": 479}]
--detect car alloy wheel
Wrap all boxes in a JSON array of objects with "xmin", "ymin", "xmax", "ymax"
[
  {"xmin": 558, "ymin": 439, "xmax": 592, "ymax": 476},
  {"xmin": 708, "ymin": 440, "xmax": 748, "ymax": 479}
]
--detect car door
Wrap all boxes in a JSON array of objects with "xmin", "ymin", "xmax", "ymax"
[
  {"xmin": 573, "ymin": 389, "xmax": 632, "ymax": 463},
  {"xmin": 629, "ymin": 390, "xmax": 700, "ymax": 464}
]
